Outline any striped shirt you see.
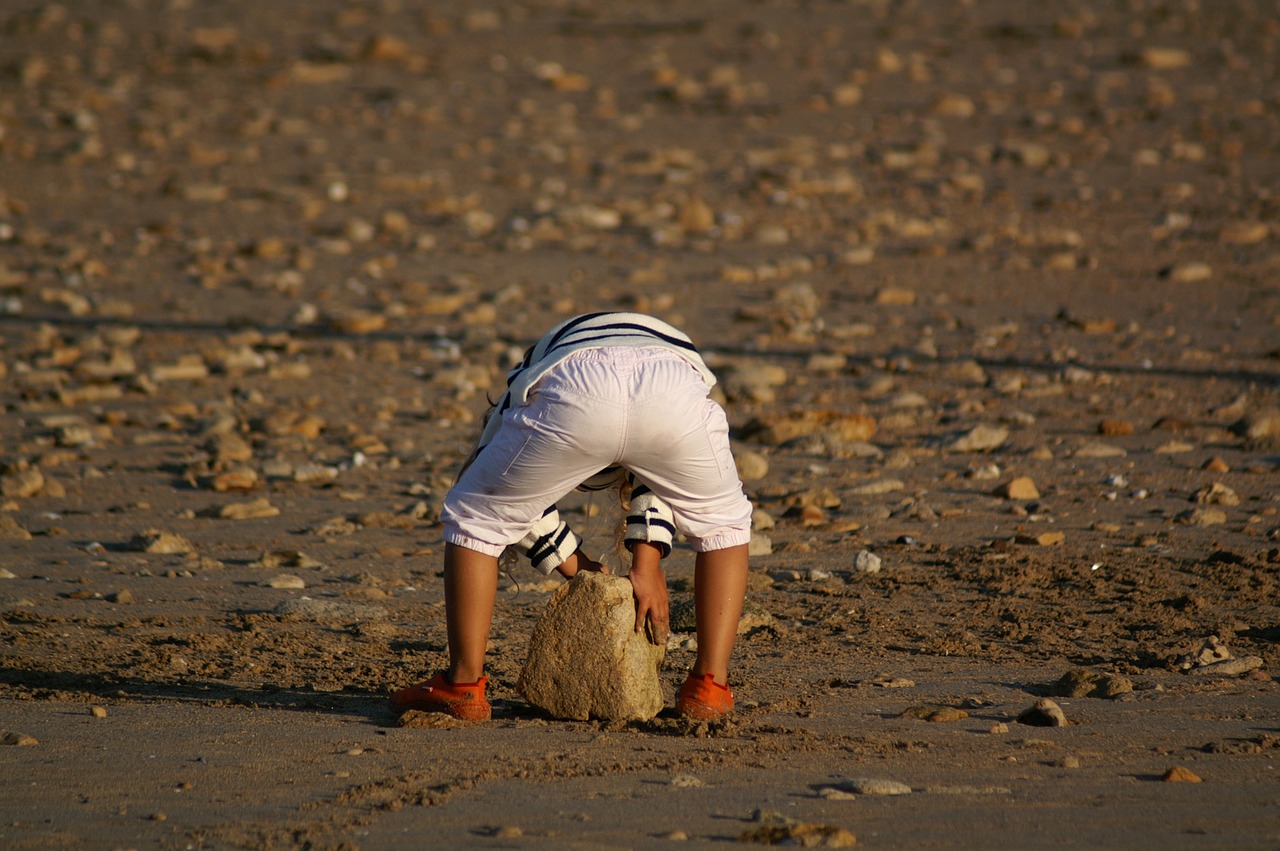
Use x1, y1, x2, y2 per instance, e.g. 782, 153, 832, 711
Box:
477, 312, 717, 451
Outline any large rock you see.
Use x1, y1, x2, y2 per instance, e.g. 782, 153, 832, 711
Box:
517, 572, 665, 722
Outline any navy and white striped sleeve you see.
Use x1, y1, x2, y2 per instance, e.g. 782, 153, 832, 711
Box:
515, 506, 582, 575
624, 479, 676, 558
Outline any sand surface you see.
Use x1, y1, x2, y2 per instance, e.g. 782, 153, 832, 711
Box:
1, 1, 1278, 848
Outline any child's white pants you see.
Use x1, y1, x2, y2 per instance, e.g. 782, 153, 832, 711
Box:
442, 347, 753, 556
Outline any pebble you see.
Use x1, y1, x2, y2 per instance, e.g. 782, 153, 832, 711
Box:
1141, 47, 1192, 69
1218, 221, 1270, 245
901, 704, 969, 723
1015, 532, 1065, 547
1167, 262, 1213, 283
995, 477, 1040, 500
1074, 442, 1127, 458
1173, 507, 1226, 526
947, 424, 1008, 453
265, 574, 306, 589
217, 498, 280, 520
735, 450, 769, 481
1017, 698, 1068, 727
212, 468, 258, 492
2, 467, 45, 499
1231, 409, 1280, 441
129, 530, 195, 555
853, 550, 882, 575
1097, 419, 1134, 436
669, 774, 703, 788
1050, 669, 1133, 700
849, 478, 904, 496
0, 516, 32, 541
1192, 482, 1240, 506
1202, 456, 1230, 473
828, 777, 913, 796
2, 731, 39, 746
91, 706, 108, 718
1161, 766, 1203, 783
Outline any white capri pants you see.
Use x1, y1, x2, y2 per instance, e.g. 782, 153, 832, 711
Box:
442, 347, 753, 556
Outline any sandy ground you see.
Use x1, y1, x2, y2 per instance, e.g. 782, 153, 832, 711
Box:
2, 0, 1279, 848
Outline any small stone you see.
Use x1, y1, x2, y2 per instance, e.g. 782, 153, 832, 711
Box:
0, 515, 32, 540
947, 424, 1008, 453
1231, 409, 1280, 441
995, 477, 1039, 500
1141, 47, 1192, 69
1219, 221, 1270, 245
107, 589, 135, 605
1173, 507, 1227, 526
129, 530, 195, 555
901, 704, 969, 723
748, 531, 773, 556
670, 774, 703, 788
91, 706, 108, 718
1050, 669, 1133, 700
1201, 457, 1230, 473
2, 467, 45, 499
493, 826, 523, 839
1059, 756, 1082, 769
1161, 766, 1203, 783
875, 287, 917, 306
989, 723, 1009, 735
1168, 262, 1212, 283
735, 450, 769, 481
1016, 532, 1065, 547
1074, 442, 1127, 458
2, 731, 39, 746
517, 572, 665, 721
1017, 698, 1067, 727
853, 550, 882, 575
1187, 656, 1264, 677
740, 819, 857, 848
849, 478, 904, 496
293, 464, 340, 484
1097, 419, 1134, 436
217, 498, 280, 520
265, 574, 306, 589
328, 311, 387, 335
212, 468, 258, 492
1192, 482, 1240, 506
832, 777, 913, 796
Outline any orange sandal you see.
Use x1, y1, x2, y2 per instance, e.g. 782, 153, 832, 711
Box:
390, 672, 491, 720
676, 672, 733, 720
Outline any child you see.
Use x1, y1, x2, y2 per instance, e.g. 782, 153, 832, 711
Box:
391, 312, 753, 721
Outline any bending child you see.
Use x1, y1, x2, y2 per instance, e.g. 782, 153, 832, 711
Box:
391, 312, 753, 721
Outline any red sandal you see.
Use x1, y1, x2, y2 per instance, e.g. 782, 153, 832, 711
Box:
676, 672, 733, 720
390, 672, 491, 721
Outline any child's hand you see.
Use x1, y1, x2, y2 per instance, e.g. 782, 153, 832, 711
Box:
628, 543, 669, 645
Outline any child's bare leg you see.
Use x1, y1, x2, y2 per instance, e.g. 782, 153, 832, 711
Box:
691, 544, 749, 684
444, 542, 498, 683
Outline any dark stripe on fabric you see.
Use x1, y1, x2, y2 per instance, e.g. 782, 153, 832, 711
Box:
627, 515, 675, 535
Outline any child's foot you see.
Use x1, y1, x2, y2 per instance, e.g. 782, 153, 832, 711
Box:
390, 672, 491, 720
676, 672, 733, 720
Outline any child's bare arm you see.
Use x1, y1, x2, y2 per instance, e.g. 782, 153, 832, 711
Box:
554, 549, 608, 578
628, 541, 670, 645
